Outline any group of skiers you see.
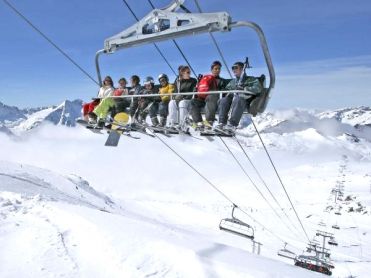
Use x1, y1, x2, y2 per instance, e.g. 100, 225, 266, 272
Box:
82, 60, 263, 133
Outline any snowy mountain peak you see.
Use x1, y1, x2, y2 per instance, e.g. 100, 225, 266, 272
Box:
318, 106, 371, 127
0, 101, 26, 123
9, 99, 82, 132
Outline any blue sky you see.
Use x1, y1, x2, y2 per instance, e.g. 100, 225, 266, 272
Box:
0, 0, 370, 109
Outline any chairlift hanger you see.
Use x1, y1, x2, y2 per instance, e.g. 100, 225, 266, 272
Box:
94, 0, 275, 116
277, 242, 297, 260
219, 204, 255, 240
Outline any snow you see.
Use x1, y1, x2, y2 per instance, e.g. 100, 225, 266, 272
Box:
0, 104, 370, 277
1, 99, 82, 134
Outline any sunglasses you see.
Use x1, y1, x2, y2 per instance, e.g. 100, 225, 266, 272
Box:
231, 66, 241, 70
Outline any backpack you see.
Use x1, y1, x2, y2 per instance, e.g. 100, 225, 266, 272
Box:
196, 74, 217, 100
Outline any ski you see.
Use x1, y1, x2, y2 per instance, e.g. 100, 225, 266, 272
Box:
141, 123, 172, 137
197, 129, 215, 141
76, 119, 104, 134
200, 129, 234, 137
129, 124, 156, 138
178, 127, 203, 140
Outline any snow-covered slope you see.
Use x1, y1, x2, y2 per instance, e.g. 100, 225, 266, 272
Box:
0, 161, 320, 278
0, 105, 370, 277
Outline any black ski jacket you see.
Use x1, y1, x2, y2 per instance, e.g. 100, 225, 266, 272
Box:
174, 77, 197, 101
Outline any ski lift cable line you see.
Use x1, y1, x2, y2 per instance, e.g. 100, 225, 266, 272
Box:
121, 0, 177, 75
149, 130, 289, 244
219, 137, 304, 240
251, 118, 310, 242
233, 137, 306, 239
192, 0, 233, 78
2, 0, 100, 86
146, 0, 197, 77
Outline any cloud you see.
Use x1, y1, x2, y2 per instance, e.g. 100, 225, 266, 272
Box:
267, 56, 371, 109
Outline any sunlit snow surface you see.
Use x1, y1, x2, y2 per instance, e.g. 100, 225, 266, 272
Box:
0, 108, 370, 277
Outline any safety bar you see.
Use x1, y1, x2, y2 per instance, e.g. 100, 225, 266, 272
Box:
91, 89, 258, 100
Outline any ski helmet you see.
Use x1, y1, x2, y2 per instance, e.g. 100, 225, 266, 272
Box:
144, 76, 155, 85
158, 73, 169, 82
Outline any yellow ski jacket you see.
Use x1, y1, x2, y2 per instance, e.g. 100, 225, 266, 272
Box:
159, 83, 175, 102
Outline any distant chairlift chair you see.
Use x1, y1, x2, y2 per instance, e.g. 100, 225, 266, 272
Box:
219, 204, 254, 240
277, 243, 297, 260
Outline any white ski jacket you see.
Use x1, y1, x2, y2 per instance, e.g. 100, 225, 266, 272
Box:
97, 86, 114, 98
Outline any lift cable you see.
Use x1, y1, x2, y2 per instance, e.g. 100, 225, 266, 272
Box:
121, 0, 177, 76
146, 0, 197, 77
149, 131, 290, 244
192, 0, 233, 78
219, 137, 304, 239
2, 0, 100, 86
251, 118, 310, 242
233, 136, 306, 238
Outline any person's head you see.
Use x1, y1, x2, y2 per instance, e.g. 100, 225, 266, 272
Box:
118, 78, 127, 88
158, 73, 169, 87
178, 65, 184, 75
211, 60, 222, 77
143, 76, 155, 89
103, 76, 113, 87
130, 75, 140, 87
231, 62, 244, 78
179, 66, 191, 80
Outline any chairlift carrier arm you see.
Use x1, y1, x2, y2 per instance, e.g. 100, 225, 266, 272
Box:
95, 0, 275, 99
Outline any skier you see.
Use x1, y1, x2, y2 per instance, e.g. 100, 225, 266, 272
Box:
92, 77, 129, 121
136, 76, 160, 126
157, 73, 175, 127
190, 60, 227, 130
112, 77, 130, 114
168, 65, 197, 130
82, 76, 114, 123
128, 75, 142, 123
215, 61, 263, 133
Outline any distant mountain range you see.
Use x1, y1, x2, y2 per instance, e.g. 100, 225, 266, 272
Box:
0, 100, 82, 134
239, 106, 371, 141
0, 100, 370, 141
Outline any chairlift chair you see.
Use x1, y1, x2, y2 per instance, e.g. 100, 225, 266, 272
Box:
94, 0, 275, 117
328, 239, 338, 246
219, 204, 254, 240
277, 243, 296, 260
318, 221, 326, 227
294, 255, 333, 276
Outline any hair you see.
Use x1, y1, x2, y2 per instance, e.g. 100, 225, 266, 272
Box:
130, 75, 140, 85
178, 65, 185, 73
103, 76, 113, 84
232, 62, 244, 69
211, 60, 222, 69
118, 78, 127, 84
180, 65, 190, 74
